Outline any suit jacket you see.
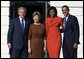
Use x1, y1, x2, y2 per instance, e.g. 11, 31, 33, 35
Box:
62, 14, 80, 48
7, 17, 31, 50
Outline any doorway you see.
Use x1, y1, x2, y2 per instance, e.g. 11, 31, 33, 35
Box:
10, 1, 50, 24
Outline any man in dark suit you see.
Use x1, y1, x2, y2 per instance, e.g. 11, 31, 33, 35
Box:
7, 7, 31, 58
61, 5, 80, 58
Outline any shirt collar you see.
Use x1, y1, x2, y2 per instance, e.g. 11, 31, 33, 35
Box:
65, 13, 69, 17
19, 16, 25, 21
64, 14, 69, 19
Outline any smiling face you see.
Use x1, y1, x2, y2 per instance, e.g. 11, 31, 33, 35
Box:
62, 7, 69, 16
33, 15, 39, 23
18, 9, 26, 18
49, 9, 55, 18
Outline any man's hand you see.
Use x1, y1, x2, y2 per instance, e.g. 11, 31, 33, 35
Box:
73, 43, 78, 49
8, 43, 12, 49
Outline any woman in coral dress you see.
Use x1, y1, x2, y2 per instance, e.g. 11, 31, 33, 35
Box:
45, 6, 63, 58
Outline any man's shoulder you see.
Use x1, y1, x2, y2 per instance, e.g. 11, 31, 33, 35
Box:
69, 14, 77, 19
10, 17, 19, 23
25, 18, 31, 22
69, 14, 78, 22
25, 18, 29, 20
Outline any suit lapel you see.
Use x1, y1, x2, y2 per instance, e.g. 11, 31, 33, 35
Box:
24, 18, 27, 33
17, 17, 23, 32
64, 14, 71, 31
24, 18, 29, 33
17, 17, 29, 33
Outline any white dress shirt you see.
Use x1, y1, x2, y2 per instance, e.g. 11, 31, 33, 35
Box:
19, 16, 25, 28
65, 14, 69, 21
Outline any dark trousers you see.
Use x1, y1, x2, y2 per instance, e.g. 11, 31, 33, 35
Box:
10, 48, 28, 58
63, 46, 77, 58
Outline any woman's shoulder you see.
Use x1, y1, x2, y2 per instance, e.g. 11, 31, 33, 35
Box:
56, 16, 62, 19
39, 23, 44, 28
56, 16, 63, 21
40, 23, 44, 27
45, 17, 50, 20
30, 23, 44, 26
45, 17, 51, 23
30, 24, 34, 27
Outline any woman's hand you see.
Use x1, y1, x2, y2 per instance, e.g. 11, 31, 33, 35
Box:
44, 40, 46, 52
28, 40, 31, 53
28, 48, 31, 53
44, 46, 46, 52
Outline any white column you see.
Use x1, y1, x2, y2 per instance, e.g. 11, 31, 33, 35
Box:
1, 1, 10, 58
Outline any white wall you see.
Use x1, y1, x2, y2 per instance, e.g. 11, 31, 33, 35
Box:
1, 1, 10, 58
50, 1, 83, 58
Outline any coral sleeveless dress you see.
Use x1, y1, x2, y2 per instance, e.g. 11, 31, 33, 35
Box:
45, 17, 63, 58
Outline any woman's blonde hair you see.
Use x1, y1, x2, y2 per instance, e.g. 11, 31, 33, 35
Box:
32, 11, 41, 20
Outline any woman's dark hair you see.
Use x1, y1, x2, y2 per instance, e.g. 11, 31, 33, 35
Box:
62, 5, 70, 11
48, 6, 57, 17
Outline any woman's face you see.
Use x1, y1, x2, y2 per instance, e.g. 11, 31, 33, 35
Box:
33, 15, 39, 23
49, 9, 55, 18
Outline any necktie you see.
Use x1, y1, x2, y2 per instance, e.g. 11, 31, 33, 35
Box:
22, 19, 24, 32
63, 17, 67, 30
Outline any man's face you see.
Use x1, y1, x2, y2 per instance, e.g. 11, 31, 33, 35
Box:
18, 9, 26, 18
62, 7, 69, 16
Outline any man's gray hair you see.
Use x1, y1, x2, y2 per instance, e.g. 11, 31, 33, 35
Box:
18, 7, 27, 13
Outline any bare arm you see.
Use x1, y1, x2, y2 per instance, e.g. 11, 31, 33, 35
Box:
28, 40, 31, 53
